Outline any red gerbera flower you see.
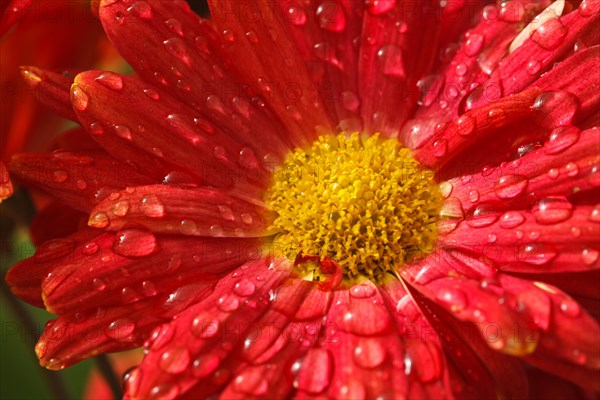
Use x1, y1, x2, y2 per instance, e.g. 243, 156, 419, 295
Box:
5, 0, 600, 399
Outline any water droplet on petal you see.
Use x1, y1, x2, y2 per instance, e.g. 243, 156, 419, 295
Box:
218, 294, 239, 312
72, 85, 89, 111
464, 33, 484, 56
494, 175, 528, 199
353, 338, 386, 368
341, 91, 360, 111
316, 2, 346, 32
163, 37, 190, 65
532, 197, 573, 224
366, 0, 396, 15
113, 229, 157, 257
582, 248, 599, 265
499, 211, 525, 228
192, 353, 221, 378
560, 297, 581, 317
115, 125, 132, 140
127, 1, 152, 19
233, 279, 256, 297
531, 18, 568, 50
105, 318, 135, 340
233, 369, 269, 396
89, 212, 109, 228
148, 384, 179, 400
436, 287, 467, 311
143, 88, 160, 100
545, 126, 580, 154
112, 200, 130, 217
165, 18, 184, 37
95, 72, 123, 91
287, 5, 307, 25
140, 194, 165, 217
349, 283, 376, 299
519, 243, 558, 265
378, 44, 405, 78
159, 347, 190, 374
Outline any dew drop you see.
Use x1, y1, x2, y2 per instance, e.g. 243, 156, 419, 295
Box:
93, 278, 106, 291
565, 162, 579, 177
519, 243, 558, 265
240, 213, 253, 225
531, 18, 568, 50
499, 211, 525, 228
464, 33, 484, 56
95, 72, 123, 91
432, 139, 447, 158
165, 18, 184, 37
560, 297, 581, 318
436, 287, 467, 311
105, 319, 135, 340
71, 85, 89, 111
378, 44, 405, 78
532, 197, 573, 224
218, 294, 240, 312
316, 1, 346, 32
192, 354, 221, 378
341, 91, 360, 112
494, 175, 528, 199
209, 224, 224, 237
112, 200, 130, 217
163, 37, 190, 65
231, 97, 250, 118
287, 5, 307, 25
341, 303, 390, 335
582, 248, 599, 266
113, 229, 157, 257
233, 279, 256, 297
544, 126, 580, 155
143, 88, 160, 100
349, 283, 376, 299
142, 280, 157, 297
127, 1, 152, 19
114, 125, 132, 140
353, 338, 386, 369
140, 194, 165, 217
89, 212, 109, 228
366, 0, 396, 15
233, 370, 269, 396
159, 347, 190, 374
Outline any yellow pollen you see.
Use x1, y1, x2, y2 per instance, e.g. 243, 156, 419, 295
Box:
267, 133, 442, 283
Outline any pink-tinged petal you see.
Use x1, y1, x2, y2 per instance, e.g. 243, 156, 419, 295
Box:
71, 70, 268, 191
439, 204, 600, 273
20, 66, 77, 122
441, 127, 600, 213
98, 0, 293, 155
9, 150, 155, 212
127, 259, 292, 399
35, 284, 212, 370
276, 1, 364, 131
0, 0, 31, 36
88, 185, 270, 237
0, 161, 13, 202
497, 8, 600, 99
5, 230, 102, 307
208, 0, 333, 142
358, 2, 444, 137
41, 232, 262, 315
29, 202, 87, 246
404, 1, 550, 148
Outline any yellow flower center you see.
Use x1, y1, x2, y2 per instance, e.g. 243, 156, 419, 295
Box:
267, 133, 442, 284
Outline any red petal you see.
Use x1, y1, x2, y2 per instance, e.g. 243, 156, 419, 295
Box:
359, 2, 443, 136
9, 150, 155, 212
29, 201, 87, 246
98, 0, 293, 154
439, 204, 600, 273
277, 1, 364, 131
440, 127, 600, 212
19, 66, 77, 122
41, 232, 263, 315
0, 161, 13, 202
88, 185, 270, 237
127, 259, 291, 399
71, 70, 268, 190
5, 230, 101, 307
404, 1, 551, 148
207, 0, 333, 142
0, 0, 31, 36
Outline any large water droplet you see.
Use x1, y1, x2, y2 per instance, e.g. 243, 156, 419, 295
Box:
286, 5, 307, 25
165, 17, 184, 37
112, 200, 130, 217
140, 194, 165, 217
532, 91, 579, 128
530, 18, 568, 50
494, 175, 528, 199
532, 197, 573, 224
316, 2, 346, 32
366, 0, 396, 15
71, 85, 90, 111
378, 44, 405, 78
114, 125, 132, 140
127, 1, 152, 19
544, 126, 580, 155
105, 318, 136, 340
499, 211, 525, 228
113, 229, 157, 257
436, 287, 467, 311
95, 72, 124, 91
464, 33, 484, 56
163, 37, 190, 65
233, 279, 256, 297
519, 243, 558, 265
233, 369, 269, 396
353, 338, 386, 368
582, 248, 599, 266
89, 212, 109, 228
341, 303, 390, 335
159, 347, 190, 374
192, 353, 221, 378
217, 294, 240, 312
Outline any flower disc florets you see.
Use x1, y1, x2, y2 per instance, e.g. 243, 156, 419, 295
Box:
267, 133, 442, 283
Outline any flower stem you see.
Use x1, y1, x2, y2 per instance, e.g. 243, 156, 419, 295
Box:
94, 354, 123, 399
0, 279, 70, 400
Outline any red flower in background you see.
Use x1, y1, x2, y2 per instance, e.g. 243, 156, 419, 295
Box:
5, 0, 600, 399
